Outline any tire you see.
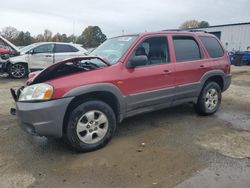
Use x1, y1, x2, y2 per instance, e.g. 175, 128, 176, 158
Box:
8, 63, 28, 79
195, 82, 221, 116
64, 100, 116, 152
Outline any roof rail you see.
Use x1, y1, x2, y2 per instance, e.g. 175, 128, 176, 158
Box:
161, 29, 183, 32
161, 29, 207, 33
188, 29, 207, 33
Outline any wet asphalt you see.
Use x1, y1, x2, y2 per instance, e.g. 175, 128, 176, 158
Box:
0, 66, 250, 188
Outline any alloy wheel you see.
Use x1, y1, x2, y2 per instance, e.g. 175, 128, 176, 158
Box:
205, 88, 218, 111
76, 110, 109, 144
10, 64, 26, 78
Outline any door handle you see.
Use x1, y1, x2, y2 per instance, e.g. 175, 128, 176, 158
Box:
163, 70, 171, 74
200, 65, 205, 68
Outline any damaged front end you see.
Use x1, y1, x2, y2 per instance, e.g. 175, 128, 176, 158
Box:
9, 56, 111, 137
11, 56, 109, 102
26, 56, 110, 85
10, 86, 24, 116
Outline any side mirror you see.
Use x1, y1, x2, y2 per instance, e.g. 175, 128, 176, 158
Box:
29, 49, 34, 54
127, 55, 148, 68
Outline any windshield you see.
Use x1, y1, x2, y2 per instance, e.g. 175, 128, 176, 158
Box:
90, 35, 138, 64
19, 43, 39, 53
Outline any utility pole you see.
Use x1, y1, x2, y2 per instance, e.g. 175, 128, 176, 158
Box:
72, 20, 76, 43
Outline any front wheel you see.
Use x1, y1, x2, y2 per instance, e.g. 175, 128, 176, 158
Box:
64, 100, 116, 152
8, 63, 28, 79
195, 82, 222, 115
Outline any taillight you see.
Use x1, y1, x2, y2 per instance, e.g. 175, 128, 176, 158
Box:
225, 64, 230, 74
225, 53, 231, 74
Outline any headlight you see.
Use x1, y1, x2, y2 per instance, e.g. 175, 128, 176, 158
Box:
19, 83, 53, 101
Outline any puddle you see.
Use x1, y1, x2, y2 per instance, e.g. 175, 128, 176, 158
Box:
217, 111, 250, 131
196, 126, 250, 159
176, 164, 250, 188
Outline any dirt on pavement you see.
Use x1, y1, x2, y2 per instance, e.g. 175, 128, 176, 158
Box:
0, 66, 250, 188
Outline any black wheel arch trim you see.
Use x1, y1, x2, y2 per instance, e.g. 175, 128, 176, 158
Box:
9, 61, 29, 69
199, 70, 231, 92
63, 83, 126, 122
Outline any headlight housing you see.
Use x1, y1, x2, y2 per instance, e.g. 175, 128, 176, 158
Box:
19, 83, 53, 101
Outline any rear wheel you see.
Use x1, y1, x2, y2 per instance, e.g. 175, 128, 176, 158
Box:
195, 82, 221, 115
8, 63, 28, 79
64, 100, 116, 152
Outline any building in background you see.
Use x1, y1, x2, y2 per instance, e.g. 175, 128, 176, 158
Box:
198, 22, 250, 52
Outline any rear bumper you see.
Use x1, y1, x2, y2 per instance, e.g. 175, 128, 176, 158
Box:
222, 74, 232, 92
15, 97, 73, 137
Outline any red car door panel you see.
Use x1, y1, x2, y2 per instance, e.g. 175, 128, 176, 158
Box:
122, 63, 175, 111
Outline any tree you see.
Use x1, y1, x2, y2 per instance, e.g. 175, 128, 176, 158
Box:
198, 21, 209, 28
70, 34, 77, 43
78, 26, 107, 48
34, 34, 45, 42
180, 20, 210, 29
61, 34, 69, 42
179, 20, 200, 29
43, 29, 53, 41
1, 26, 19, 42
52, 33, 62, 42
14, 31, 33, 46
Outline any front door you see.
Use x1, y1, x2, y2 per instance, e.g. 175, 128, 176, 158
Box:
28, 43, 54, 70
121, 36, 175, 111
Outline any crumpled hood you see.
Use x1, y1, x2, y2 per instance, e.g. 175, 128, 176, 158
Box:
0, 36, 19, 53
27, 56, 110, 85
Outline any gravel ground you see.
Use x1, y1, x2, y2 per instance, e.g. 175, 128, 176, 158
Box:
0, 66, 250, 188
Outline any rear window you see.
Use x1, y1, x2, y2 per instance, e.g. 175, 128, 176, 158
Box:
199, 36, 224, 58
55, 44, 78, 53
173, 36, 202, 62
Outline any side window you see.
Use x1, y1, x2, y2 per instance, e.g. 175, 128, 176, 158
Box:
55, 44, 79, 53
199, 36, 224, 58
131, 36, 169, 66
33, 44, 54, 54
173, 36, 202, 62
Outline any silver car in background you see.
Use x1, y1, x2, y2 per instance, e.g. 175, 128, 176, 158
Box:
3, 42, 87, 78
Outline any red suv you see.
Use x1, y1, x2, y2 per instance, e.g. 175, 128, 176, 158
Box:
11, 31, 231, 152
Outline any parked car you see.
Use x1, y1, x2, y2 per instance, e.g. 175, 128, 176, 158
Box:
0, 36, 20, 72
1, 42, 87, 79
0, 36, 19, 56
242, 52, 250, 65
229, 51, 250, 66
11, 31, 231, 152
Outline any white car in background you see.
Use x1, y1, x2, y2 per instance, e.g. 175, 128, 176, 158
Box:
5, 42, 87, 78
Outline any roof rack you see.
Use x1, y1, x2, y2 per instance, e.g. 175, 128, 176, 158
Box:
161, 29, 207, 33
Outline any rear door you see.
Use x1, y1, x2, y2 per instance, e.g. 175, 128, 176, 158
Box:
54, 44, 79, 63
170, 35, 210, 101
28, 43, 54, 70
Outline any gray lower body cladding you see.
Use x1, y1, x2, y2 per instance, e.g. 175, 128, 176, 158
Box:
222, 74, 231, 92
16, 97, 73, 137
125, 83, 200, 118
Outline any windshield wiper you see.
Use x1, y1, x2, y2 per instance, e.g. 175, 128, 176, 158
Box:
81, 61, 100, 68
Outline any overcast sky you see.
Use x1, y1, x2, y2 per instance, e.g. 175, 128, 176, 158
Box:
0, 0, 249, 38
